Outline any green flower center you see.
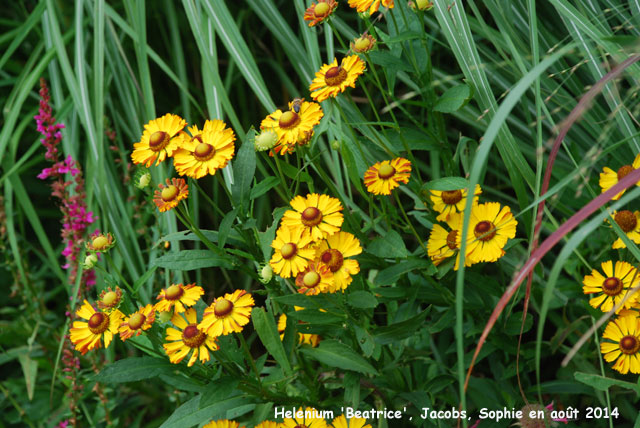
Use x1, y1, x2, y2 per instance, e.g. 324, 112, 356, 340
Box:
149, 131, 170, 151
377, 163, 396, 179
88, 312, 109, 334
602, 277, 623, 296
214, 298, 234, 317
314, 2, 330, 17
354, 37, 371, 51
474, 221, 496, 242
302, 271, 321, 288
321, 248, 344, 272
324, 66, 347, 87
441, 190, 462, 205
279, 111, 300, 129
102, 291, 117, 306
301, 207, 323, 227
619, 335, 640, 355
281, 243, 297, 260
92, 236, 109, 250
615, 210, 637, 233
165, 285, 184, 301
182, 325, 206, 348
128, 312, 146, 330
161, 185, 179, 202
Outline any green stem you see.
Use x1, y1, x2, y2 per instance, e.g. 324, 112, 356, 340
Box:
192, 179, 226, 218
273, 152, 293, 200
238, 333, 262, 385
105, 252, 133, 293
394, 191, 427, 253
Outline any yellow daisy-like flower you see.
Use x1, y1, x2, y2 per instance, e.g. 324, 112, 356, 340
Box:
304, 0, 337, 27
164, 308, 219, 367
348, 0, 394, 14
254, 421, 279, 428
429, 184, 482, 222
295, 261, 334, 295
363, 158, 412, 195
172, 120, 236, 179
131, 113, 187, 167
86, 231, 115, 253
97, 286, 123, 312
260, 99, 323, 154
119, 304, 156, 341
154, 283, 204, 314
309, 56, 366, 102
316, 231, 362, 291
351, 34, 376, 53
153, 178, 189, 212
203, 420, 245, 428
598, 153, 640, 200
331, 415, 372, 428
282, 407, 328, 428
281, 193, 344, 241
600, 314, 640, 374
608, 210, 640, 249
461, 202, 517, 263
270, 226, 316, 278
427, 212, 466, 270
583, 261, 640, 313
69, 300, 124, 355
199, 289, 255, 337
278, 313, 321, 347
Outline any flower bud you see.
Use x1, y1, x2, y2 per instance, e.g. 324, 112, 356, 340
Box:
82, 253, 98, 269
136, 172, 151, 189
260, 264, 273, 283
157, 310, 173, 323
330, 140, 341, 150
254, 130, 278, 152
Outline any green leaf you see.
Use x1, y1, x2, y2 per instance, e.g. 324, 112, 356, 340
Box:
375, 259, 435, 285
153, 250, 233, 271
424, 177, 470, 191
433, 83, 473, 113
299, 339, 378, 375
18, 354, 37, 401
231, 131, 257, 213
373, 308, 431, 344
289, 309, 344, 324
250, 176, 280, 200
252, 307, 292, 376
218, 209, 237, 248
367, 230, 408, 258
273, 293, 322, 308
160, 395, 251, 428
503, 312, 533, 335
95, 357, 173, 384
347, 291, 378, 309
132, 266, 158, 294
574, 372, 640, 396
199, 377, 240, 409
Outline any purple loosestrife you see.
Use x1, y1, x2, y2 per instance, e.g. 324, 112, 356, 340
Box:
35, 78, 96, 293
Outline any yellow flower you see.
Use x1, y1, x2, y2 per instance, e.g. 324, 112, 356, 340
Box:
270, 226, 316, 278
351, 34, 376, 53
281, 408, 328, 428
278, 313, 321, 347
315, 231, 362, 291
164, 308, 218, 367
86, 231, 115, 253
281, 193, 344, 241
69, 300, 123, 355
363, 158, 412, 195
600, 314, 640, 374
348, 0, 394, 14
119, 304, 156, 341
309, 56, 366, 102
172, 120, 236, 179
429, 184, 482, 222
331, 415, 372, 428
203, 420, 245, 428
295, 261, 334, 295
154, 283, 204, 314
583, 261, 640, 313
254, 422, 279, 428
427, 212, 466, 270
304, 0, 337, 27
153, 178, 189, 212
260, 99, 323, 154
199, 289, 255, 337
97, 286, 123, 312
599, 153, 640, 200
461, 202, 517, 263
131, 113, 187, 167
608, 210, 640, 249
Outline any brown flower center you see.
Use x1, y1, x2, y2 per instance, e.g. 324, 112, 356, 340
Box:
182, 325, 206, 348
601, 277, 623, 296
92, 236, 109, 250
279, 111, 301, 129
377, 163, 396, 179
314, 2, 330, 17
474, 221, 496, 241
88, 312, 110, 334
281, 243, 297, 260
324, 66, 348, 87
149, 131, 170, 152
321, 248, 344, 272
301, 207, 323, 227
446, 230, 458, 250
619, 335, 640, 355
441, 190, 463, 205
161, 185, 179, 202
303, 271, 321, 288
165, 285, 184, 301
194, 142, 216, 161
102, 291, 118, 306
128, 312, 146, 330
615, 210, 637, 233
214, 298, 234, 317
617, 164, 634, 180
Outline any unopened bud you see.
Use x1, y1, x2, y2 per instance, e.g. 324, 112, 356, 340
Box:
157, 311, 173, 323
136, 172, 151, 189
82, 253, 98, 269
260, 265, 273, 283
254, 130, 278, 152
330, 140, 341, 150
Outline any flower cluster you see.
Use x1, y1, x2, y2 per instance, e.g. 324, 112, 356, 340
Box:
426, 185, 518, 270
203, 411, 372, 428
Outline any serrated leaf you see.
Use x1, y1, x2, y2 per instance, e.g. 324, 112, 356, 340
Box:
153, 250, 233, 271
424, 177, 470, 191
252, 307, 292, 376
299, 339, 378, 375
434, 83, 473, 113
574, 372, 640, 396
95, 357, 173, 383
199, 377, 240, 409
347, 291, 378, 309
367, 230, 408, 258
231, 131, 256, 213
